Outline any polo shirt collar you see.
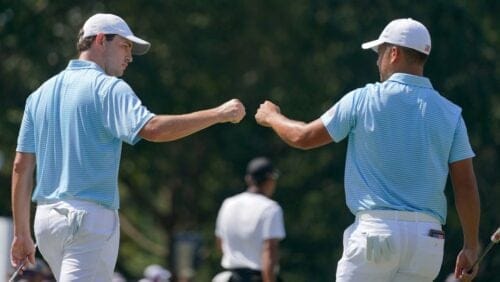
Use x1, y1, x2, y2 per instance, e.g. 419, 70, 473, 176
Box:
67, 59, 105, 73
387, 73, 433, 89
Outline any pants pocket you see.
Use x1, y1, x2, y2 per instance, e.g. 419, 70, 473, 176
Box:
408, 234, 444, 279
52, 207, 87, 243
34, 206, 71, 245
342, 224, 359, 259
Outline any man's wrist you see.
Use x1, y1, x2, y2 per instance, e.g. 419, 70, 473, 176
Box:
463, 241, 480, 250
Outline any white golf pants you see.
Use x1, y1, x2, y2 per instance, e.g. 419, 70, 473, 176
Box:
336, 210, 444, 282
34, 200, 120, 281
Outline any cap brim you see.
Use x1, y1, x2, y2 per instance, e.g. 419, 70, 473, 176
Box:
361, 39, 384, 53
126, 35, 151, 55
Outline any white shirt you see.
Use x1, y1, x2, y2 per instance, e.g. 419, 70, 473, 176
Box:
215, 192, 286, 270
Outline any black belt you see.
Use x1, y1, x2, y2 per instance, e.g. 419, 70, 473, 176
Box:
227, 268, 283, 282
227, 268, 262, 282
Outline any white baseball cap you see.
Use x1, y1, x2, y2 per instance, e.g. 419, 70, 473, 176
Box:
361, 18, 431, 55
82, 13, 151, 55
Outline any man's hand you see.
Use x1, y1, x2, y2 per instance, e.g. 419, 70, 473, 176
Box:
217, 99, 246, 123
455, 247, 479, 281
10, 236, 36, 274
255, 101, 281, 127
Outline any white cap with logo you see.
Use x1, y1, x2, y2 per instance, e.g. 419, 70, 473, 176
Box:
82, 13, 151, 55
361, 18, 431, 55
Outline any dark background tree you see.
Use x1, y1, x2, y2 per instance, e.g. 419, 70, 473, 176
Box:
0, 1, 498, 281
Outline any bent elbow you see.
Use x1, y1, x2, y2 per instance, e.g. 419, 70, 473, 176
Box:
293, 142, 315, 150
288, 131, 330, 150
12, 153, 35, 175
12, 160, 26, 175
139, 118, 162, 142
289, 133, 314, 150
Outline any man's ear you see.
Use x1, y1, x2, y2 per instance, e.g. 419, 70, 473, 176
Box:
389, 46, 400, 64
95, 33, 106, 47
244, 175, 253, 186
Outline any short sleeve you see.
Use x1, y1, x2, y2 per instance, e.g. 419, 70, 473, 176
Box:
449, 116, 475, 163
320, 90, 359, 143
16, 96, 36, 153
261, 204, 286, 240
100, 80, 155, 145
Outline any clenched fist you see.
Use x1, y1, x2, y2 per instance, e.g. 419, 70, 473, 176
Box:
255, 100, 281, 127
218, 99, 246, 123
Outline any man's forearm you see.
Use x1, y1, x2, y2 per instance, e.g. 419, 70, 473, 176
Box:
140, 99, 245, 142
140, 109, 222, 142
261, 239, 279, 282
11, 153, 35, 237
261, 258, 276, 282
269, 116, 334, 150
255, 100, 332, 150
454, 185, 480, 248
268, 113, 310, 149
450, 159, 480, 248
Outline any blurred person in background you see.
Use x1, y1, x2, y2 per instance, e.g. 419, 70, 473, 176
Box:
11, 13, 245, 282
255, 18, 480, 282
112, 272, 126, 282
214, 157, 285, 282
138, 264, 171, 282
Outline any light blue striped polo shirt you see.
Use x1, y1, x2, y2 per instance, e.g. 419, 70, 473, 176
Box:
321, 73, 475, 224
16, 60, 155, 210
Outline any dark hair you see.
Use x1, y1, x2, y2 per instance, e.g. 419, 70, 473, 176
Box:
246, 157, 279, 185
76, 29, 117, 53
398, 45, 428, 65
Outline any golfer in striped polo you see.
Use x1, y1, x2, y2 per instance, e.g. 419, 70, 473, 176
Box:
255, 18, 480, 282
11, 13, 245, 281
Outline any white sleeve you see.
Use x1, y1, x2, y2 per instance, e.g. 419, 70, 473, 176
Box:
261, 204, 286, 240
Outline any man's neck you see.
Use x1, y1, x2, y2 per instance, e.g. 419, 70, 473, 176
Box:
79, 51, 104, 71
392, 63, 424, 77
247, 185, 261, 193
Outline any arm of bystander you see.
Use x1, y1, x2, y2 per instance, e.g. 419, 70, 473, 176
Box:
261, 238, 280, 282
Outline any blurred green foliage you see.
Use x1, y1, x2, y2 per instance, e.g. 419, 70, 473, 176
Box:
0, 0, 498, 281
